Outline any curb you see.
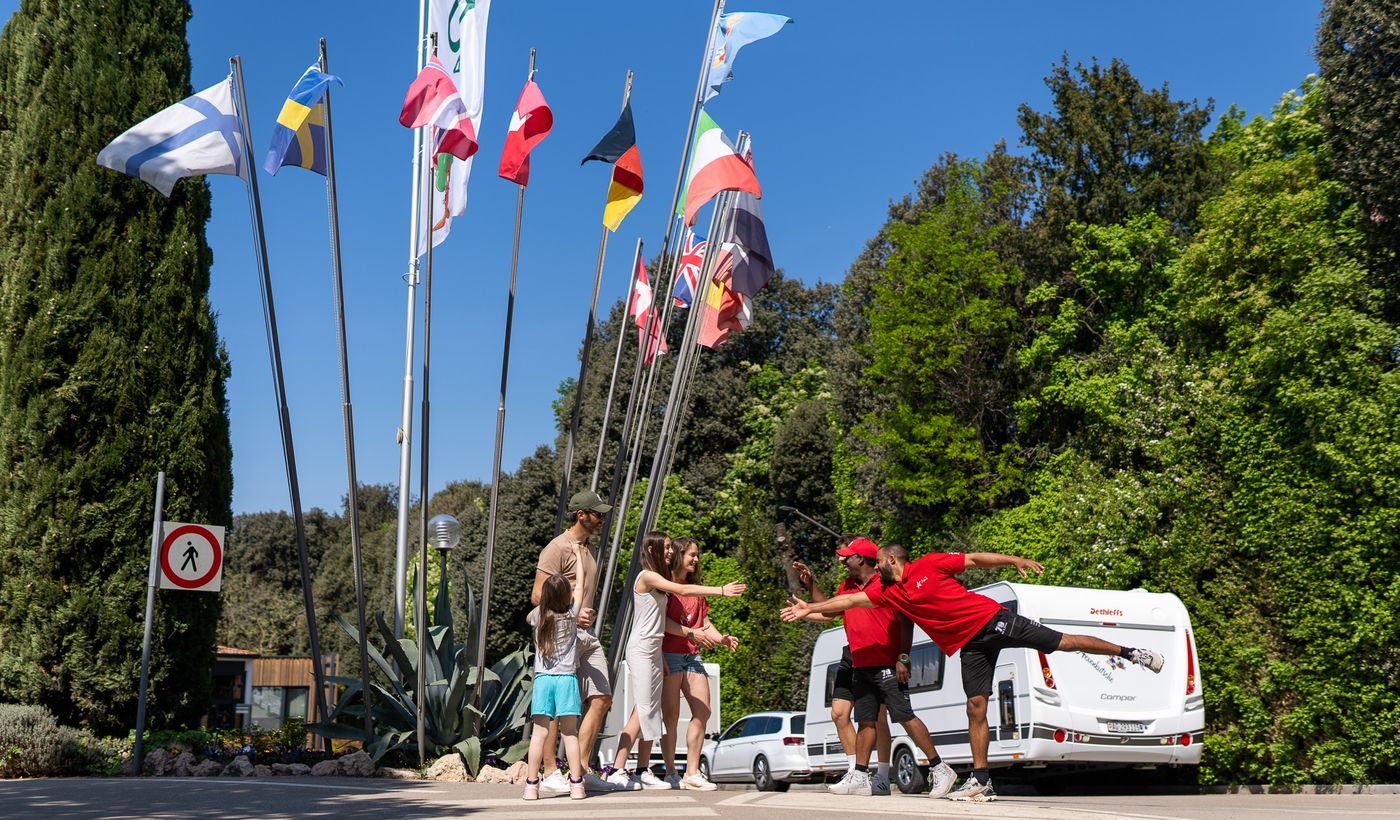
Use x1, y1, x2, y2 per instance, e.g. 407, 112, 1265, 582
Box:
1203, 784, 1400, 795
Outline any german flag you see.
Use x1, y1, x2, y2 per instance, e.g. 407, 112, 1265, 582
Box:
582, 101, 643, 231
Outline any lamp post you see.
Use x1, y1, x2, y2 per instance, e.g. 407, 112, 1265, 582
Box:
416, 513, 459, 764
776, 505, 841, 539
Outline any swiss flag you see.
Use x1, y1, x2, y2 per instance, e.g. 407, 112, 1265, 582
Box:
497, 79, 553, 186
628, 256, 668, 364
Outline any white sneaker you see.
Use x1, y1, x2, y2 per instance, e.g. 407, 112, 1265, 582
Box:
605, 769, 640, 791
830, 769, 872, 795
637, 769, 671, 790
681, 772, 718, 791
827, 770, 855, 793
945, 774, 988, 801
539, 770, 570, 795
582, 771, 617, 792
871, 775, 891, 796
926, 761, 957, 798
1129, 648, 1165, 673
664, 772, 682, 789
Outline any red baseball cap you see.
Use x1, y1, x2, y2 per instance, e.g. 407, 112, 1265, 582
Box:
836, 537, 878, 560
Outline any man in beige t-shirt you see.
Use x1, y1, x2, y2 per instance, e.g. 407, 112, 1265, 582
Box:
531, 489, 614, 793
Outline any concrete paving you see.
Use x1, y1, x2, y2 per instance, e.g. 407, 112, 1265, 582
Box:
3, 777, 1400, 819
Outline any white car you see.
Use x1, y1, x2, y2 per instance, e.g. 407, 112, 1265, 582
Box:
699, 711, 815, 791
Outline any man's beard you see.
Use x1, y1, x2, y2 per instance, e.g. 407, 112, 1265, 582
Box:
877, 565, 895, 586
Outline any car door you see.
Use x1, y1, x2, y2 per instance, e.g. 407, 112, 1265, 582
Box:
712, 718, 748, 778
738, 716, 778, 778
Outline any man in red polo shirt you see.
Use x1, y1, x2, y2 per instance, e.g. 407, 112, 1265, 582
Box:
792, 537, 957, 799
781, 543, 1164, 804
794, 537, 915, 796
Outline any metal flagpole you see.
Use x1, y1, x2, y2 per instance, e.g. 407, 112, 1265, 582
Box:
477, 47, 537, 728
320, 37, 374, 746
230, 56, 330, 742
590, 237, 644, 634
589, 238, 645, 493
606, 192, 732, 671
393, 0, 431, 640
131, 471, 166, 777
553, 70, 634, 532
415, 32, 439, 768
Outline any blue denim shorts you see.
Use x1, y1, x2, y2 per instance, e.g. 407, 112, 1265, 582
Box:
664, 652, 706, 675
531, 672, 582, 718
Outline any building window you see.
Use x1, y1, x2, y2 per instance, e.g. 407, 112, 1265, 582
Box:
251, 686, 311, 729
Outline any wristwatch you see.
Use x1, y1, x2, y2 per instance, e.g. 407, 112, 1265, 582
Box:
898, 653, 911, 665
687, 629, 696, 640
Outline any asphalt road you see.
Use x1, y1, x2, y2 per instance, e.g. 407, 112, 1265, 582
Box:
3, 778, 1400, 819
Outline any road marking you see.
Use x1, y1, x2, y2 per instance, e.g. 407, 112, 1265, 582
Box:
455, 810, 716, 819
727, 792, 1175, 818
715, 791, 769, 806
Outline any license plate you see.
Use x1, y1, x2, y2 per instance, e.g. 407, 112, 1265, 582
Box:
1107, 721, 1148, 734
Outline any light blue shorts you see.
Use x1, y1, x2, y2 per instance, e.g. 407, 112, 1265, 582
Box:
531, 673, 582, 719
664, 652, 706, 675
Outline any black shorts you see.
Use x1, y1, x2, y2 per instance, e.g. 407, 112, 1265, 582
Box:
832, 646, 854, 702
960, 609, 1064, 697
851, 665, 916, 724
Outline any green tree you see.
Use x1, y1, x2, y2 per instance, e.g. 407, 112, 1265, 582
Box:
0, 0, 232, 733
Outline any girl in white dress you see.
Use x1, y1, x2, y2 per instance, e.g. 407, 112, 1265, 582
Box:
606, 531, 745, 789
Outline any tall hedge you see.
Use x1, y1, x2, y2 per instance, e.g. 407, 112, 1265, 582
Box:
0, 0, 232, 733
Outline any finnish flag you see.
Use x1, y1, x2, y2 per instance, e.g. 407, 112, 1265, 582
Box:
97, 77, 246, 196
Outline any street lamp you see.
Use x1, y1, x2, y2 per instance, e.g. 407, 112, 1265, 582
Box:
777, 505, 841, 539
427, 513, 460, 604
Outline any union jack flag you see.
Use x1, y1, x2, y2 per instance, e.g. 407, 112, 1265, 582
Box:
673, 229, 707, 307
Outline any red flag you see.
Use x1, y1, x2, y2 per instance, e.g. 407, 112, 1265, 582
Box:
399, 56, 478, 160
628, 257, 668, 364
697, 247, 752, 349
497, 80, 553, 186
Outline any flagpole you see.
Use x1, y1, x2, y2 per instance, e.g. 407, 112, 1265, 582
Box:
318, 38, 373, 747
591, 236, 644, 634
589, 237, 644, 493
605, 192, 732, 672
413, 31, 440, 769
229, 56, 329, 743
553, 69, 634, 532
478, 47, 537, 728
393, 0, 431, 640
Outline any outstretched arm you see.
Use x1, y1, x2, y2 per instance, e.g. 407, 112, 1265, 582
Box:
792, 561, 829, 603
639, 569, 745, 598
780, 591, 873, 622
964, 552, 1044, 577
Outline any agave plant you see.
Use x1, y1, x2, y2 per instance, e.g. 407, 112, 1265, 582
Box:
311, 571, 532, 773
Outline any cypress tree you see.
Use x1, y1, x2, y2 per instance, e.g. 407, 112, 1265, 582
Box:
0, 0, 232, 733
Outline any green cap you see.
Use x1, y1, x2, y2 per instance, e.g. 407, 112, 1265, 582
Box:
568, 489, 612, 514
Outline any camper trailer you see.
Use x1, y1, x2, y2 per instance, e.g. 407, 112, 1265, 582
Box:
598, 659, 721, 772
804, 582, 1203, 793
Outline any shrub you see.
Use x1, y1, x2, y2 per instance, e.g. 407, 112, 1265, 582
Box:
0, 704, 66, 777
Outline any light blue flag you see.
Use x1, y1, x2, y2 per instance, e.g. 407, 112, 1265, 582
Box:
703, 11, 792, 103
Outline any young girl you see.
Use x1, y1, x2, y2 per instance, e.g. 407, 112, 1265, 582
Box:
523, 542, 588, 801
605, 532, 745, 789
660, 537, 738, 790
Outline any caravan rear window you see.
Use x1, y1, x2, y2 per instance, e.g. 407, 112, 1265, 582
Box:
906, 644, 945, 693
823, 662, 841, 707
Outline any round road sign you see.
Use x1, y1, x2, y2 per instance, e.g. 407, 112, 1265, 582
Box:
160, 523, 223, 590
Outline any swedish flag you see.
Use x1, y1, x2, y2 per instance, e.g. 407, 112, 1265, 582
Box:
263, 65, 341, 176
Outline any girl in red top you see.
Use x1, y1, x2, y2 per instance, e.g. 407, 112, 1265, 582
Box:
660, 537, 738, 790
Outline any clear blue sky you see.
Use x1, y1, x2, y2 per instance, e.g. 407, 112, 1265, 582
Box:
2, 2, 1323, 515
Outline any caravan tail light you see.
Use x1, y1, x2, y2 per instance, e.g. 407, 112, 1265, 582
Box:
782, 737, 804, 746
1052, 728, 1067, 744
1038, 651, 1056, 689
1184, 629, 1197, 696
1178, 733, 1192, 747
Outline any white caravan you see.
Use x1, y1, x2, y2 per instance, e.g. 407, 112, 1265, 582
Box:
803, 582, 1204, 793
598, 659, 721, 772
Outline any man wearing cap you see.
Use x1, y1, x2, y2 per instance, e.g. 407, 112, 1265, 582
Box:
792, 536, 898, 795
792, 537, 956, 798
531, 489, 615, 794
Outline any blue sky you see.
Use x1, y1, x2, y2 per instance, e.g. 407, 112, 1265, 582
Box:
2, 2, 1323, 515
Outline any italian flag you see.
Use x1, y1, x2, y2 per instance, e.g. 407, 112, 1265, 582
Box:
681, 111, 761, 227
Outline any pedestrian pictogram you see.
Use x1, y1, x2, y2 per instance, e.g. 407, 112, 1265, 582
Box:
158, 521, 224, 592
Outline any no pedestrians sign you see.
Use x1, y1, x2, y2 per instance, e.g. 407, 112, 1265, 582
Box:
158, 522, 224, 592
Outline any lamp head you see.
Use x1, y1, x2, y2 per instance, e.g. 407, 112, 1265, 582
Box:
427, 514, 461, 552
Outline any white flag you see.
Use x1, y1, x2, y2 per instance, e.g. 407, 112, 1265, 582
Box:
97, 78, 246, 197
423, 0, 490, 251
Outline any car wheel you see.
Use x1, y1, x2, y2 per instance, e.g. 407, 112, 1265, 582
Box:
893, 745, 927, 795
753, 755, 778, 791
699, 756, 711, 781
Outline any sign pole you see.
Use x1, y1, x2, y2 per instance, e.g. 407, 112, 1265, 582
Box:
131, 470, 166, 777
